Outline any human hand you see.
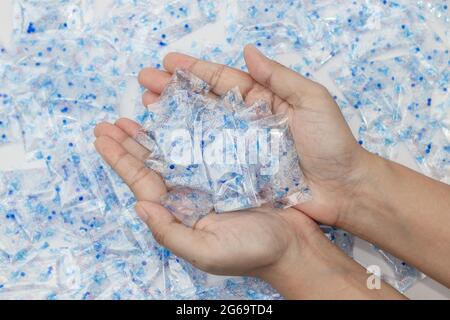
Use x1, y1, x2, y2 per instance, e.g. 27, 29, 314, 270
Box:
93, 46, 405, 299
92, 44, 336, 280
95, 43, 366, 274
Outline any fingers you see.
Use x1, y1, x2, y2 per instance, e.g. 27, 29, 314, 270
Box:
243, 44, 325, 106
243, 82, 279, 111
135, 201, 214, 267
138, 68, 171, 94
115, 118, 154, 151
142, 91, 159, 106
94, 135, 166, 202
163, 52, 256, 97
115, 117, 142, 137
94, 121, 149, 161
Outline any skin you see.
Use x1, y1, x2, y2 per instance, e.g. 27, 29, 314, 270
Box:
94, 45, 450, 299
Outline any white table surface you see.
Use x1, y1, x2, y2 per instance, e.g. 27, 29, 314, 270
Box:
0, 0, 449, 299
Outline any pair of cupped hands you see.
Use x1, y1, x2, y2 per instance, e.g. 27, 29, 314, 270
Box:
94, 45, 372, 283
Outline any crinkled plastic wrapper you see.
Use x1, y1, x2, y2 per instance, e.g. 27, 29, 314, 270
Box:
136, 69, 311, 226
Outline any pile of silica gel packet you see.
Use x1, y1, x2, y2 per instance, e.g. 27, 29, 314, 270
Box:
136, 69, 311, 226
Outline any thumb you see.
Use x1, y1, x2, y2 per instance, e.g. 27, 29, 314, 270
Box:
243, 44, 325, 106
135, 201, 213, 265
135, 201, 176, 235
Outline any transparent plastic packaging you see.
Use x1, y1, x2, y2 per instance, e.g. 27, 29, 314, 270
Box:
373, 246, 425, 293
13, 0, 90, 36
136, 69, 311, 226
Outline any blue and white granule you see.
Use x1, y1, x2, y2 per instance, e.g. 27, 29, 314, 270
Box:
0, 0, 448, 298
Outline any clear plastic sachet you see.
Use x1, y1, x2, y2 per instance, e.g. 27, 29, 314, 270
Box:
136, 69, 311, 226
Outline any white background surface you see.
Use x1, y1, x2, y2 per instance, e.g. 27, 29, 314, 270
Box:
0, 0, 449, 299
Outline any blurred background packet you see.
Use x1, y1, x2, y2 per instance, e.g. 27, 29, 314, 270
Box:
0, 0, 448, 299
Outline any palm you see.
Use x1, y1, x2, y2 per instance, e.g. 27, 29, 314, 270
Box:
289, 93, 365, 225
191, 207, 300, 275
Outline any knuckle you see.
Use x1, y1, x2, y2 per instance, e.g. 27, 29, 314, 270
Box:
264, 70, 274, 89
209, 64, 226, 91
129, 166, 149, 189
187, 59, 199, 74
112, 152, 129, 171
153, 230, 166, 247
285, 91, 302, 106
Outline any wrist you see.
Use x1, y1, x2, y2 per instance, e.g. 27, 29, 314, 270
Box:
256, 230, 331, 299
336, 150, 391, 233
251, 215, 330, 298
256, 215, 399, 299
336, 151, 450, 287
